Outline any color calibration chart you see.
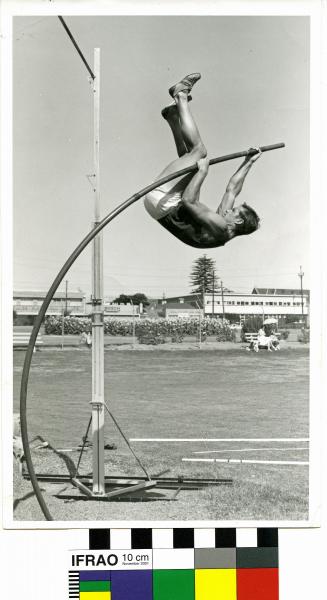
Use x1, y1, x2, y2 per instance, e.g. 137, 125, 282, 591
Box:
68, 527, 278, 599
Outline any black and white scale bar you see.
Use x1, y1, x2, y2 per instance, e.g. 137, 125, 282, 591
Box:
89, 528, 278, 549
69, 571, 80, 599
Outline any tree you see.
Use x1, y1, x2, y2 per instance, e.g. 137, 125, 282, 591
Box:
190, 255, 219, 294
131, 293, 150, 307
112, 293, 150, 306
112, 294, 132, 305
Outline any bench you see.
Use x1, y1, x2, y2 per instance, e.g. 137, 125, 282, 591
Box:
13, 332, 44, 351
244, 333, 260, 344
244, 332, 280, 351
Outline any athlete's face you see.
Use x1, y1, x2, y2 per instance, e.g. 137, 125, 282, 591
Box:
224, 206, 244, 225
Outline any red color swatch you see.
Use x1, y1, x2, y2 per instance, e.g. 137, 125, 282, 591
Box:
237, 568, 279, 600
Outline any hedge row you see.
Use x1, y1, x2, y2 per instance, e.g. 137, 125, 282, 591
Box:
44, 315, 235, 340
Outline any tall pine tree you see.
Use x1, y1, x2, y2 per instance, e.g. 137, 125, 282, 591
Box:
189, 255, 219, 294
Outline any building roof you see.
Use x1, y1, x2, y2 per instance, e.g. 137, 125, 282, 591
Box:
14, 290, 85, 299
252, 287, 310, 296
165, 302, 199, 310
158, 291, 233, 305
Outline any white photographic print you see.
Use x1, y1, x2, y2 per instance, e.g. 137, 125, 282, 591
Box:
1, 0, 323, 530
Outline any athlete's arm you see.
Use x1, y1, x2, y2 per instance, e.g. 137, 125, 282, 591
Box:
181, 198, 227, 233
181, 157, 210, 205
181, 158, 227, 231
217, 147, 262, 215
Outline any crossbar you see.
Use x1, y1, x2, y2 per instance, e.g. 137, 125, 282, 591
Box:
20, 141, 284, 521
58, 17, 95, 80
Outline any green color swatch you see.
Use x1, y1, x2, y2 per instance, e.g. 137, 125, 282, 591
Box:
153, 569, 195, 600
80, 581, 111, 592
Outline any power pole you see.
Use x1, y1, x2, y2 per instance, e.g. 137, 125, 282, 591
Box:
221, 281, 225, 320
65, 280, 68, 314
298, 265, 304, 325
212, 270, 215, 318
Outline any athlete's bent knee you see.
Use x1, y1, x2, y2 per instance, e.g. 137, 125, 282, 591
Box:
191, 143, 207, 160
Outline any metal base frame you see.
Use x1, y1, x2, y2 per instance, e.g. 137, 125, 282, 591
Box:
23, 471, 233, 502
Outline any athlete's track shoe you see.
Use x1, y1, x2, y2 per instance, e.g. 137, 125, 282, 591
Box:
168, 73, 201, 98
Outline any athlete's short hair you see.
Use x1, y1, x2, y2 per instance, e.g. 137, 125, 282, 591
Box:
234, 203, 260, 236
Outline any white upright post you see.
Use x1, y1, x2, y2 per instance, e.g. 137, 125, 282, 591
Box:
91, 48, 105, 495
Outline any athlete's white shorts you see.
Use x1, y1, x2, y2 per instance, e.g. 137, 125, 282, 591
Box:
144, 188, 182, 220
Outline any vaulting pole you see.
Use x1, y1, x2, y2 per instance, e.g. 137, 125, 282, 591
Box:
91, 48, 105, 495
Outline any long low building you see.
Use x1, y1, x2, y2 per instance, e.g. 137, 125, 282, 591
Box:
159, 288, 309, 324
203, 291, 309, 322
13, 291, 143, 322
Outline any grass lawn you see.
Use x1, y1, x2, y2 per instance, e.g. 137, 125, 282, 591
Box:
13, 346, 309, 522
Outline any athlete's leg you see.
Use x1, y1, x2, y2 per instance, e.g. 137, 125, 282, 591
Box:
156, 92, 207, 195
162, 103, 188, 157
175, 92, 206, 155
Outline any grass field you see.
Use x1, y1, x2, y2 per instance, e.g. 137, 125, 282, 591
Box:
13, 346, 309, 522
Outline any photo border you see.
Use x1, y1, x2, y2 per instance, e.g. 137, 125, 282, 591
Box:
1, 0, 323, 529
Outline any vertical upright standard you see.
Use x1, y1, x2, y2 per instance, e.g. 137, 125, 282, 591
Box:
91, 48, 105, 495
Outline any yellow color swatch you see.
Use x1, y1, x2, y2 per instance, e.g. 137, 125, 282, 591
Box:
195, 568, 237, 600
80, 592, 110, 600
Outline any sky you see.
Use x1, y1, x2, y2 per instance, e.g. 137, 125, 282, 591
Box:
13, 15, 310, 299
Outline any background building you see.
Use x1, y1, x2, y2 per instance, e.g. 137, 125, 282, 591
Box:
13, 291, 144, 324
13, 290, 86, 323
203, 288, 309, 324
158, 288, 309, 325
162, 302, 202, 320
104, 302, 142, 319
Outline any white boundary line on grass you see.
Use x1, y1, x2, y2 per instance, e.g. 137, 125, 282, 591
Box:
182, 458, 309, 466
192, 447, 309, 454
130, 438, 310, 442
